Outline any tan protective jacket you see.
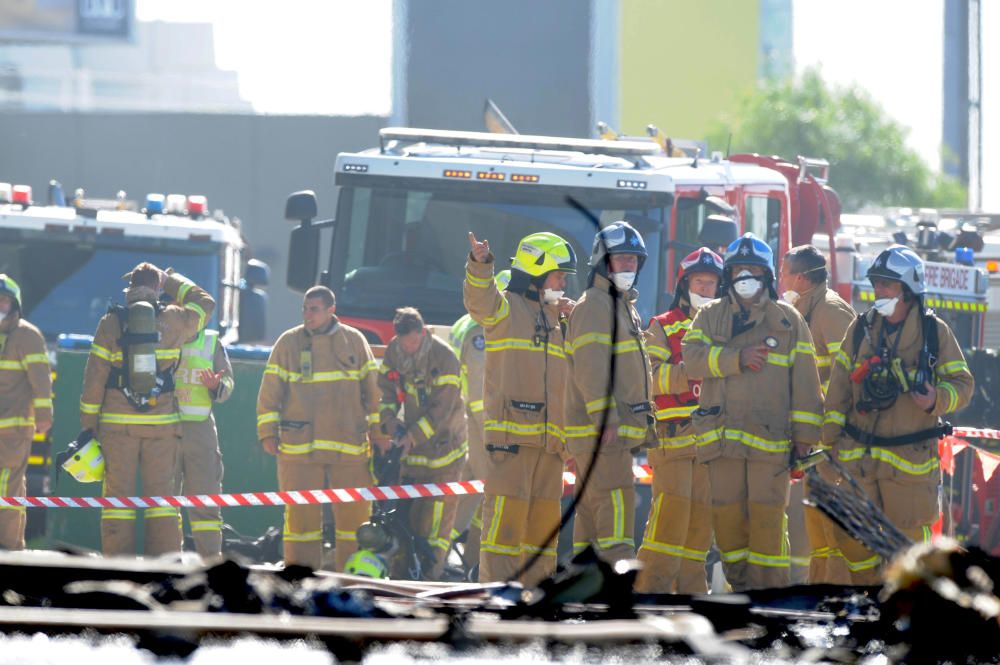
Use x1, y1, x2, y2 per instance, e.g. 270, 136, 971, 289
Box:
256, 318, 379, 463
823, 304, 973, 474
450, 314, 486, 436
793, 286, 855, 392
463, 254, 568, 453
378, 331, 467, 478
0, 314, 52, 441
682, 294, 823, 462
80, 273, 215, 435
564, 274, 654, 456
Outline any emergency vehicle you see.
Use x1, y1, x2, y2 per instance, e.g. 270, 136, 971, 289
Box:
0, 180, 269, 543
283, 127, 839, 344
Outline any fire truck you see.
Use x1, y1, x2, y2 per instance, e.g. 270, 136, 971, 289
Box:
282, 127, 839, 343
0, 180, 270, 545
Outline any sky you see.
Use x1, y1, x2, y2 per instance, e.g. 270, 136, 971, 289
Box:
136, 0, 997, 209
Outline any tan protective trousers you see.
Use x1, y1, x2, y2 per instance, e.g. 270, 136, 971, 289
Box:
397, 463, 463, 581
0, 437, 30, 550
177, 416, 224, 559
803, 476, 852, 584
278, 457, 371, 571
452, 422, 487, 575
572, 448, 636, 565
835, 454, 938, 585
708, 456, 791, 591
480, 445, 563, 587
100, 431, 182, 557
787, 481, 810, 584
636, 456, 712, 593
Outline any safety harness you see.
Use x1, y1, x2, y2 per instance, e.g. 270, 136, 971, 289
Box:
104, 303, 176, 412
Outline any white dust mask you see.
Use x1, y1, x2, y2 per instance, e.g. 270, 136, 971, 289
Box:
781, 290, 800, 305
732, 270, 762, 299
688, 292, 714, 310
873, 297, 899, 318
543, 289, 564, 305
610, 271, 636, 291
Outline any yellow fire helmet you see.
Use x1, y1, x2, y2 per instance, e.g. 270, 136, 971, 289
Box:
344, 549, 389, 579
495, 269, 512, 291
510, 232, 577, 278
62, 437, 106, 483
0, 273, 22, 311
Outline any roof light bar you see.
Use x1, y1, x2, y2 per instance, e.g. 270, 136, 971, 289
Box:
381, 127, 660, 159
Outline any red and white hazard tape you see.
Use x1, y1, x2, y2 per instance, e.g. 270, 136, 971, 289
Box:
3, 428, 997, 508
0, 479, 483, 510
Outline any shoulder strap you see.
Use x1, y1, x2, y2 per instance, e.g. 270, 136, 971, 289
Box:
850, 312, 867, 359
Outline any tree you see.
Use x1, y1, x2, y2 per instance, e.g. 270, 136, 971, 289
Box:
706, 68, 966, 212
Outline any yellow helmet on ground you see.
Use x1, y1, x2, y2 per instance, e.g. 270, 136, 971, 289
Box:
61, 435, 106, 483
511, 232, 577, 278
344, 549, 389, 578
0, 274, 22, 311
495, 269, 512, 291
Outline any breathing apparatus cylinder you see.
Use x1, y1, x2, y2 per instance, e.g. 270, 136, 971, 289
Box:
126, 300, 158, 394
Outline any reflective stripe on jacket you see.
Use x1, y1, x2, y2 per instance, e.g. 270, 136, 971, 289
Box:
823, 305, 973, 475
176, 330, 234, 421
793, 286, 855, 395
0, 315, 52, 440
256, 318, 379, 462
682, 294, 823, 460
450, 314, 486, 427
80, 272, 215, 434
463, 255, 568, 453
647, 305, 698, 422
564, 274, 654, 455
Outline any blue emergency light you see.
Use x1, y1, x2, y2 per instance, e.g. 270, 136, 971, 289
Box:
955, 246, 974, 266
145, 193, 165, 215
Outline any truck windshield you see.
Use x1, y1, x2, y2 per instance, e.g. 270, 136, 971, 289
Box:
0, 236, 219, 339
329, 181, 672, 325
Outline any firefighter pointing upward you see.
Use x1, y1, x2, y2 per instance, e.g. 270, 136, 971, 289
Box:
464, 230, 576, 586
823, 245, 973, 584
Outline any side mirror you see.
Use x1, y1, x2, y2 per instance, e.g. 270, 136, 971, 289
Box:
285, 190, 318, 222
699, 215, 739, 249
244, 259, 270, 288
287, 224, 320, 292
238, 287, 267, 343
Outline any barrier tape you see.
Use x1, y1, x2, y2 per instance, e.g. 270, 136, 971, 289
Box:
2, 428, 996, 508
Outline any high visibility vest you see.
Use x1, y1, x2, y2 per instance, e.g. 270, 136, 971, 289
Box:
176, 330, 218, 421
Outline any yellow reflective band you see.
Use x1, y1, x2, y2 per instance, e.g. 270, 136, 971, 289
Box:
695, 427, 724, 446
564, 424, 599, 440
791, 410, 823, 426
264, 363, 299, 382
815, 356, 832, 368
484, 420, 566, 440
0, 360, 23, 370
366, 412, 380, 425
33, 398, 53, 409
585, 396, 612, 414
482, 298, 510, 326
101, 508, 137, 520
726, 428, 790, 454
145, 506, 179, 519
305, 370, 365, 383
312, 439, 369, 455
191, 520, 223, 532
708, 346, 723, 377
844, 553, 881, 572
597, 536, 636, 549
720, 548, 749, 563
617, 425, 647, 440
283, 528, 323, 543
429, 501, 445, 551
921, 526, 932, 542
684, 328, 710, 344
566, 331, 612, 354
468, 399, 484, 413
433, 374, 461, 388
655, 433, 698, 449
28, 455, 46, 466
0, 417, 35, 429
465, 270, 493, 288
938, 382, 959, 413
834, 349, 851, 370
838, 447, 866, 462
185, 302, 208, 329
748, 551, 791, 568
360, 360, 379, 377
485, 338, 565, 358
99, 412, 181, 425
90, 344, 112, 361
647, 345, 669, 361
416, 417, 434, 439
790, 556, 812, 567
484, 496, 504, 545
176, 280, 193, 303
611, 488, 625, 541
23, 353, 49, 365
766, 352, 791, 367
869, 448, 939, 475
793, 341, 816, 358
824, 411, 846, 426
405, 442, 468, 469
657, 363, 672, 394
662, 320, 688, 337
612, 339, 641, 354
81, 401, 101, 415
257, 411, 280, 426
937, 360, 969, 376
655, 405, 696, 421
335, 529, 358, 542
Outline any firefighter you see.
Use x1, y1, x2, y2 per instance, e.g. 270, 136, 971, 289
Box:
378, 307, 468, 580
80, 263, 215, 557
0, 274, 52, 550
779, 245, 856, 584
257, 286, 379, 570
464, 230, 576, 586
823, 245, 973, 584
682, 233, 823, 591
565, 221, 654, 565
449, 270, 511, 578
174, 327, 234, 559
637, 247, 723, 593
